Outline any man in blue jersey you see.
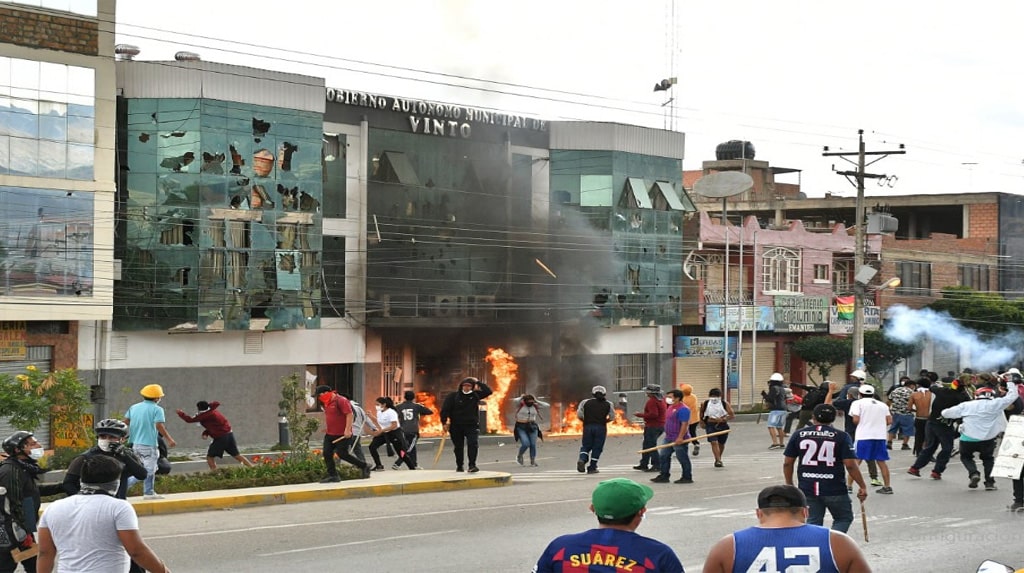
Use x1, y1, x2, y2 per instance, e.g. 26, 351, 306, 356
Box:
783, 404, 868, 533
534, 478, 684, 573
702, 485, 870, 573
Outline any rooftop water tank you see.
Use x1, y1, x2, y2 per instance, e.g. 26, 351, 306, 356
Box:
715, 140, 756, 161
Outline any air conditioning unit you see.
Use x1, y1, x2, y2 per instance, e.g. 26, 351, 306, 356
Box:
433, 295, 463, 317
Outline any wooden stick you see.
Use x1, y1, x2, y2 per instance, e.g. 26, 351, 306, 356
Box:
860, 498, 869, 543
11, 545, 38, 563
432, 431, 447, 467
636, 429, 731, 454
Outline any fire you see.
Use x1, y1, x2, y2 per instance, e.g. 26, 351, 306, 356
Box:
547, 401, 643, 436
412, 346, 641, 437
484, 347, 517, 433
416, 391, 443, 436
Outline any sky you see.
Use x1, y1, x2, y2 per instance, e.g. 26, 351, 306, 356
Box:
114, 1, 1024, 199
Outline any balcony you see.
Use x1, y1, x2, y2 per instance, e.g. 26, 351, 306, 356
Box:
703, 290, 754, 305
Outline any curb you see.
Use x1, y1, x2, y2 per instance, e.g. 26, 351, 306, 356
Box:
129, 472, 512, 516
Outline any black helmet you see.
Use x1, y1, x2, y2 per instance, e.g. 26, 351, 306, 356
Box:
2, 431, 34, 456
95, 419, 128, 438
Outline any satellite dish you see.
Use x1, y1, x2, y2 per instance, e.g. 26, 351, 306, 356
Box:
693, 172, 754, 198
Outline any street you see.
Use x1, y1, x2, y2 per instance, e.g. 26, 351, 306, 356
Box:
139, 420, 1021, 572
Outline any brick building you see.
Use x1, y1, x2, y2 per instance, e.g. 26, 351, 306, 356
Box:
684, 145, 1017, 397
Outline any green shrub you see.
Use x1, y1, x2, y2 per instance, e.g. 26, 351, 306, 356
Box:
44, 446, 83, 470
125, 452, 361, 496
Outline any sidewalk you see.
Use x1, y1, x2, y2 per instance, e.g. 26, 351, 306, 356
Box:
124, 469, 511, 516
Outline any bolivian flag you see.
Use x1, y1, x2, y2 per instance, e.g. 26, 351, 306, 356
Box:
835, 296, 855, 320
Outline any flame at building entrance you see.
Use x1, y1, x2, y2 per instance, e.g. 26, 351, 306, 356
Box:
483, 347, 517, 433
547, 402, 642, 436
413, 346, 639, 437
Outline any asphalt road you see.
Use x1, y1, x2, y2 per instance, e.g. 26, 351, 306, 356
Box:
137, 420, 1022, 572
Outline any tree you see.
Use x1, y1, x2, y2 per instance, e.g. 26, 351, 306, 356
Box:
278, 373, 319, 457
928, 286, 1024, 335
0, 366, 92, 446
864, 329, 921, 382
792, 336, 851, 383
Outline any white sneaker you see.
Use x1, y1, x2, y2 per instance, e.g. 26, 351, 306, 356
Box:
144, 494, 165, 500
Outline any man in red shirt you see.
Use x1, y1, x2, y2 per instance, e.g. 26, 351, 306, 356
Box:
315, 385, 371, 482
633, 385, 666, 472
177, 401, 255, 470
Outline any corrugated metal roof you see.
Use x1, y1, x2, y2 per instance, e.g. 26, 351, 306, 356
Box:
116, 60, 325, 113
549, 122, 685, 160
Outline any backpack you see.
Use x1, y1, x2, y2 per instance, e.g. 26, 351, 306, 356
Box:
802, 385, 828, 409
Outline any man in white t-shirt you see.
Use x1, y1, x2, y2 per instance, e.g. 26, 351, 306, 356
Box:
37, 455, 169, 573
849, 384, 894, 495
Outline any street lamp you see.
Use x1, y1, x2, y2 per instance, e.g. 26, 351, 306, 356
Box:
852, 272, 901, 372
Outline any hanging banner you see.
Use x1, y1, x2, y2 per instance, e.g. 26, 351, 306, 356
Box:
705, 306, 774, 331
773, 296, 829, 333
835, 296, 855, 319
829, 306, 882, 334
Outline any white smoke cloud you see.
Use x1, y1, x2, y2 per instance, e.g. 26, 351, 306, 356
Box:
885, 304, 1023, 371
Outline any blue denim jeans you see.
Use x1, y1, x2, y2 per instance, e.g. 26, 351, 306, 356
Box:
639, 426, 664, 468
658, 439, 691, 479
806, 493, 854, 533
516, 423, 539, 459
127, 444, 159, 495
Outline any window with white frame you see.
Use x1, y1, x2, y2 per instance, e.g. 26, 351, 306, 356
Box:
833, 259, 852, 292
762, 247, 801, 293
813, 264, 829, 282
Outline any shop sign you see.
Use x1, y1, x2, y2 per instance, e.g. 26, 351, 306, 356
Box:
0, 322, 27, 360
705, 306, 775, 331
674, 336, 736, 358
326, 88, 547, 139
773, 296, 829, 333
829, 306, 882, 334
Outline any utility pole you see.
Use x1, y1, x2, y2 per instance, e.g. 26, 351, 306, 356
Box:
823, 130, 905, 372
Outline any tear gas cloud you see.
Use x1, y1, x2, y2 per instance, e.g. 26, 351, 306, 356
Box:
885, 304, 1023, 370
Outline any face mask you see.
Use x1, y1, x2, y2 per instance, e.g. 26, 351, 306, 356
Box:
709, 397, 722, 405
462, 388, 473, 395
375, 405, 383, 412
28, 447, 44, 461
665, 398, 674, 405
97, 439, 114, 452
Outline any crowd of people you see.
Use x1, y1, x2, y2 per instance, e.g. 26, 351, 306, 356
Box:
534, 366, 1024, 572
2, 367, 1022, 571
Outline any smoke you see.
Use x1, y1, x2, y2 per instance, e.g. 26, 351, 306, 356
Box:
885, 304, 1024, 371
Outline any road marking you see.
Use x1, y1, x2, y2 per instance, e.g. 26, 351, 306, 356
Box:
944, 519, 992, 528
145, 499, 590, 540
257, 529, 461, 556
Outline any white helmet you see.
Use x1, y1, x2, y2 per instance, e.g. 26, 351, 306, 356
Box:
850, 370, 866, 380
769, 373, 784, 382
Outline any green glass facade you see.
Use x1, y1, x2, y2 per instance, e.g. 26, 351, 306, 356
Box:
114, 98, 324, 331
365, 128, 533, 320
550, 150, 688, 326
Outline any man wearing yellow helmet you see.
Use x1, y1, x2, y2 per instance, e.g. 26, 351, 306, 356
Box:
124, 384, 176, 500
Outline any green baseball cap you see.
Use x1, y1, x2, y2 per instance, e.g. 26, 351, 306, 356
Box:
592, 478, 654, 520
